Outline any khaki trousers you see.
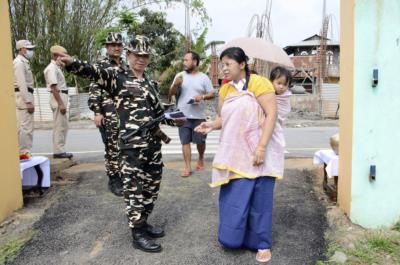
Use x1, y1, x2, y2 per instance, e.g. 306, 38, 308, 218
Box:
50, 92, 69, 154
16, 108, 34, 154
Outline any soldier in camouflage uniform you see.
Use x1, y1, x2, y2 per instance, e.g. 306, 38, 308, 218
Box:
88, 32, 126, 196
59, 35, 181, 253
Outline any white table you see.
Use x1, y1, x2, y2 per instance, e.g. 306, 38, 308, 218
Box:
20, 156, 50, 188
313, 149, 339, 178
313, 149, 339, 201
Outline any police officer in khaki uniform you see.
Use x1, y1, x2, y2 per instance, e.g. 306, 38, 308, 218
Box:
43, 45, 73, 159
13, 40, 35, 156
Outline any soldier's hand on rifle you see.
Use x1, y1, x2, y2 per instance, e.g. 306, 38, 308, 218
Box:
94, 114, 104, 128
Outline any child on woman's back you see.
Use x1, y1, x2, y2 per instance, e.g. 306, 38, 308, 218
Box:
270, 66, 292, 126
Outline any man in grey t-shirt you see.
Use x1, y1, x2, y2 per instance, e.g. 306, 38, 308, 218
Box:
169, 51, 215, 177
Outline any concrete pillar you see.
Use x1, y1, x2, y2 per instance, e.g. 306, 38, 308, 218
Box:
339, 0, 400, 228
0, 0, 23, 222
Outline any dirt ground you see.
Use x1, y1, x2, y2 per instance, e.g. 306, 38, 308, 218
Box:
2, 158, 329, 265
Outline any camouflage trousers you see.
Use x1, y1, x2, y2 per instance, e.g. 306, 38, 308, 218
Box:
99, 112, 120, 179
121, 142, 163, 228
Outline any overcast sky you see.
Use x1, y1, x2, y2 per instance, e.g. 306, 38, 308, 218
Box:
148, 0, 340, 47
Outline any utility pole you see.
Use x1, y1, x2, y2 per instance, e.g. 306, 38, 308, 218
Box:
208, 41, 225, 87
318, 0, 328, 115
184, 0, 191, 51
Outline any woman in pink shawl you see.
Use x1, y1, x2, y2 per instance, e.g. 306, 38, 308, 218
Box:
195, 47, 280, 263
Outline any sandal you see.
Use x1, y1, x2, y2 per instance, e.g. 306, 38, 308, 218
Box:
196, 161, 205, 170
256, 249, 271, 263
180, 170, 192, 177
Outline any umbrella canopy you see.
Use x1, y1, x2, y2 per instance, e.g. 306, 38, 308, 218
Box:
223, 37, 294, 68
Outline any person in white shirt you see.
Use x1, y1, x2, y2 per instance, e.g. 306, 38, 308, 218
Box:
169, 51, 215, 177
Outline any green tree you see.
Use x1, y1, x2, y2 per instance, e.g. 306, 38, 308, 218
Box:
93, 1, 211, 94
9, 0, 119, 88
191, 28, 209, 72
133, 8, 184, 77
126, 0, 210, 26
158, 28, 215, 95
95, 9, 185, 94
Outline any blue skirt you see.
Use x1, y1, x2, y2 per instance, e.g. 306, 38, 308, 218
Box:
218, 176, 275, 250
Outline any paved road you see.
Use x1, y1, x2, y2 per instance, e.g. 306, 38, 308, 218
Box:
32, 127, 338, 161
11, 162, 327, 265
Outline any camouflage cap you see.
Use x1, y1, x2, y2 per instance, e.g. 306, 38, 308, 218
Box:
105, 32, 123, 44
125, 35, 152, 55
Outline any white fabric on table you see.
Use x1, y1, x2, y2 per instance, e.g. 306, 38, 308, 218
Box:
313, 149, 339, 178
19, 156, 50, 187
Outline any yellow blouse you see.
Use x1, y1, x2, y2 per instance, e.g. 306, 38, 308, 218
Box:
219, 74, 275, 100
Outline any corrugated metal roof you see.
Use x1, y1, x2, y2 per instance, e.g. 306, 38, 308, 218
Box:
285, 39, 339, 48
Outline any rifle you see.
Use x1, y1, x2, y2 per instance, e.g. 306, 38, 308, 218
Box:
121, 103, 185, 145
98, 125, 108, 145
121, 114, 171, 144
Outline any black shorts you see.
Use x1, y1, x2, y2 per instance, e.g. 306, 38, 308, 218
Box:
178, 119, 207, 145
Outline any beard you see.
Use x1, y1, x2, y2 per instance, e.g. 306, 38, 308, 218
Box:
185, 65, 196, 73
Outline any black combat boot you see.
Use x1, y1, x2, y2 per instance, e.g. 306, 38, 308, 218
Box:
108, 175, 123, 197
53, 152, 73, 159
143, 223, 165, 238
131, 227, 162, 253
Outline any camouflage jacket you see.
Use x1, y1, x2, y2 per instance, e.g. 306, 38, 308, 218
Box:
88, 56, 127, 115
67, 59, 173, 148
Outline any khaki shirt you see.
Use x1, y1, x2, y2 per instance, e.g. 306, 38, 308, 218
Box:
13, 54, 34, 106
44, 60, 67, 92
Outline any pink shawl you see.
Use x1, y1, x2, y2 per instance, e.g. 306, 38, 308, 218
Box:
211, 91, 287, 187
276, 90, 292, 126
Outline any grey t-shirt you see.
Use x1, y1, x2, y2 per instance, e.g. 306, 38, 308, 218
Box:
175, 71, 214, 119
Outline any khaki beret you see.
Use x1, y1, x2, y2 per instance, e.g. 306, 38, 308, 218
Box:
50, 45, 67, 54
16, 40, 35, 50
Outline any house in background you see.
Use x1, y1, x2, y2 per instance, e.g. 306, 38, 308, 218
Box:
284, 34, 340, 93
284, 34, 340, 117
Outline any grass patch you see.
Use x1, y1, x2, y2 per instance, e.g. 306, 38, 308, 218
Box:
318, 233, 400, 265
347, 234, 400, 264
316, 237, 341, 265
0, 231, 34, 265
325, 241, 341, 258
